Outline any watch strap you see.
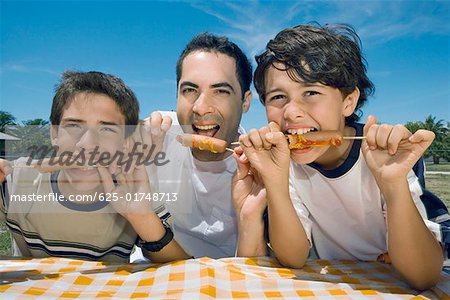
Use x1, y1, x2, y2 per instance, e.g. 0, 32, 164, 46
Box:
138, 224, 174, 252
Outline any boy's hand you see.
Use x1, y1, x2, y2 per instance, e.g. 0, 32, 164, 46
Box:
362, 115, 435, 184
232, 147, 267, 222
0, 159, 12, 183
238, 122, 291, 183
98, 163, 154, 217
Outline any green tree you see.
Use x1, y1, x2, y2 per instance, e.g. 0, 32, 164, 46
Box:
0, 111, 17, 133
405, 115, 449, 164
22, 118, 49, 126
443, 122, 450, 162
7, 120, 52, 158
405, 121, 422, 134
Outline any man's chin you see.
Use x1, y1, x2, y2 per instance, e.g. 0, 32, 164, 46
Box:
191, 148, 228, 162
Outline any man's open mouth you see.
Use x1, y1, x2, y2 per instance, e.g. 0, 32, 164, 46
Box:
192, 124, 220, 137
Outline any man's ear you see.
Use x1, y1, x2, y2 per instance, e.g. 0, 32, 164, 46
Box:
342, 87, 360, 117
242, 90, 252, 113
50, 125, 58, 147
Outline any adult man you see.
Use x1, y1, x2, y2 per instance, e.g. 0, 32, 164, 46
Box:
151, 33, 253, 259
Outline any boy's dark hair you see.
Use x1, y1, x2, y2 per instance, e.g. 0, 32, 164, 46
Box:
50, 71, 139, 136
254, 24, 375, 124
176, 32, 252, 99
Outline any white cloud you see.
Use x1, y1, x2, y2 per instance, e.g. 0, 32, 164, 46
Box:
191, 0, 449, 55
191, 1, 305, 58
1, 62, 59, 76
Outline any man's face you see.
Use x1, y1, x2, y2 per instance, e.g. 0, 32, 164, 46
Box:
53, 92, 126, 193
177, 51, 251, 161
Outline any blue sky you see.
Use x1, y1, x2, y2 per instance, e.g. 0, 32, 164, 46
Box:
1, 0, 449, 130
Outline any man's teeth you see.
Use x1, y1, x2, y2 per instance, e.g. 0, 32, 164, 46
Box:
286, 128, 316, 135
194, 124, 217, 130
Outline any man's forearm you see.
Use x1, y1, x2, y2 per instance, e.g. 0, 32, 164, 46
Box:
265, 181, 309, 269
236, 218, 268, 257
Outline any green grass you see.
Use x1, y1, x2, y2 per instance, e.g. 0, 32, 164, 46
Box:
0, 222, 11, 256
426, 163, 450, 172
426, 174, 450, 209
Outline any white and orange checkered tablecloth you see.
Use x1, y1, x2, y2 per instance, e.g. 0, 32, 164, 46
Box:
0, 256, 448, 299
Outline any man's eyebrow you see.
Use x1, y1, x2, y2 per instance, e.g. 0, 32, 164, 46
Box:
211, 82, 235, 93
179, 81, 199, 89
99, 121, 120, 126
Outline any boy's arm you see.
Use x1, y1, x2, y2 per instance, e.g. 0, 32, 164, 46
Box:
363, 116, 443, 290
382, 180, 442, 290
238, 123, 310, 267
97, 165, 190, 263
125, 212, 191, 262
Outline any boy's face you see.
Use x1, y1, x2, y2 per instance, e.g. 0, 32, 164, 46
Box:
177, 51, 251, 161
53, 92, 126, 193
264, 64, 357, 166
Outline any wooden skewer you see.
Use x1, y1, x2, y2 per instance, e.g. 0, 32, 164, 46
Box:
12, 164, 98, 173
226, 148, 235, 153
12, 164, 97, 169
342, 136, 366, 140
231, 136, 366, 145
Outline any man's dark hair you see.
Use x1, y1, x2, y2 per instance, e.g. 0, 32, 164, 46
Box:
254, 24, 374, 124
176, 33, 252, 99
50, 71, 139, 136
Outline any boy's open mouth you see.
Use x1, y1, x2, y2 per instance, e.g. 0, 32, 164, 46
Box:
285, 127, 319, 150
192, 124, 220, 138
285, 127, 319, 135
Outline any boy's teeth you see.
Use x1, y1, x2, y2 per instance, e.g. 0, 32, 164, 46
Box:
287, 128, 314, 135
194, 124, 217, 130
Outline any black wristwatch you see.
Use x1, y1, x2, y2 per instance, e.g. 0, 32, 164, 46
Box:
137, 223, 174, 252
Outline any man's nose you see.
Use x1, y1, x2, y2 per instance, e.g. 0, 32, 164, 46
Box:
192, 92, 214, 116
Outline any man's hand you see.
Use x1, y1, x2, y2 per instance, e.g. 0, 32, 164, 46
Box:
362, 115, 435, 185
232, 148, 266, 222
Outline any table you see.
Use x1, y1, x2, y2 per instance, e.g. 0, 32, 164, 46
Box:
0, 257, 448, 299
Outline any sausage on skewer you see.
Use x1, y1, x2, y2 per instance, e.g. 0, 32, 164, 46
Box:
176, 134, 229, 153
